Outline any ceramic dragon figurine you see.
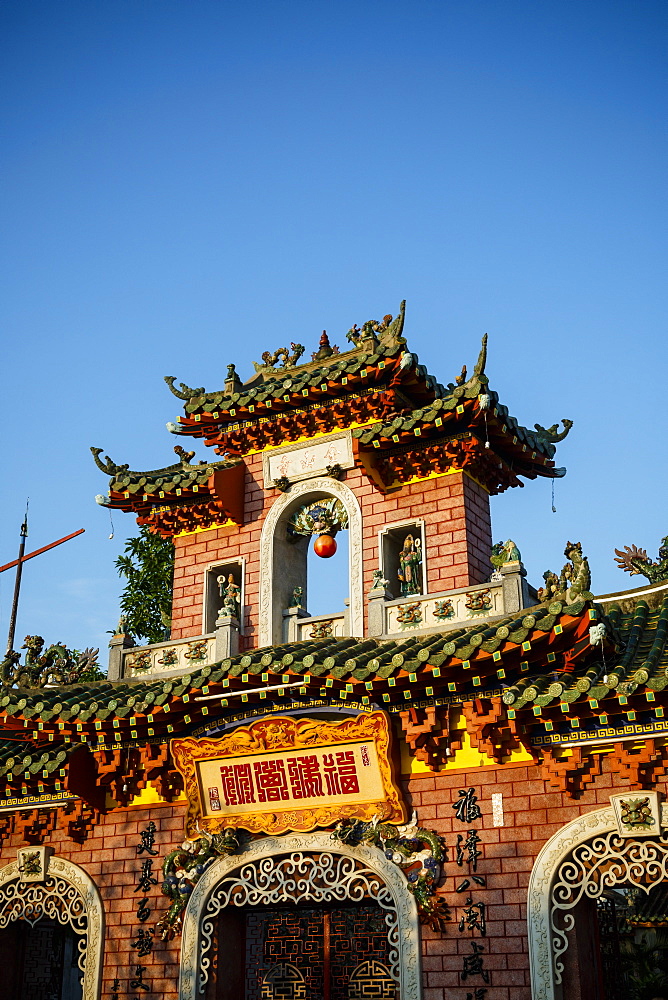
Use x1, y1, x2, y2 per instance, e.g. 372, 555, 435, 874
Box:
537, 541, 591, 604
1, 636, 100, 688
490, 539, 521, 570
331, 813, 450, 930
614, 536, 668, 584
158, 828, 241, 939
253, 343, 305, 372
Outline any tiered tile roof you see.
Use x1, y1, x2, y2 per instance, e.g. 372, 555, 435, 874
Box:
3, 591, 668, 807
92, 447, 244, 536
93, 303, 572, 528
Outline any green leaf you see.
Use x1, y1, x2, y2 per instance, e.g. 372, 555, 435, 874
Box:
115, 527, 174, 645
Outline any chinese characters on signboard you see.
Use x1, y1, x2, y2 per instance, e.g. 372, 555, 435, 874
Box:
264, 432, 354, 488
172, 712, 405, 837
203, 743, 374, 818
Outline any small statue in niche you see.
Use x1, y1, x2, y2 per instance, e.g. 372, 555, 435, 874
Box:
289, 586, 304, 608
398, 534, 422, 597
217, 573, 241, 616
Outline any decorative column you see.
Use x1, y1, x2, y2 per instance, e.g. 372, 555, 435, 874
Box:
500, 560, 530, 614
107, 631, 135, 681
367, 577, 392, 637
282, 606, 310, 643
214, 611, 240, 659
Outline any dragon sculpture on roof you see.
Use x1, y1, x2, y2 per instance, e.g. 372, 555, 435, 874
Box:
614, 535, 668, 584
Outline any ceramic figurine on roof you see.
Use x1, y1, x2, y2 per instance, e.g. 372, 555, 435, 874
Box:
1, 636, 99, 688
615, 535, 668, 584
537, 540, 592, 603
253, 342, 305, 373
490, 539, 521, 570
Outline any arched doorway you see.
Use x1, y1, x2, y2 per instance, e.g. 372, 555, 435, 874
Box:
0, 917, 83, 999
528, 805, 668, 1000
258, 479, 363, 646
178, 832, 421, 1000
0, 854, 104, 1000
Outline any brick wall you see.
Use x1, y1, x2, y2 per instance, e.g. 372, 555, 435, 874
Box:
0, 804, 184, 999
405, 756, 667, 1000
0, 755, 653, 999
170, 459, 493, 645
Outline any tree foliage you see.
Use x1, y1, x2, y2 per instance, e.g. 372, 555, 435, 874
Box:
115, 527, 174, 644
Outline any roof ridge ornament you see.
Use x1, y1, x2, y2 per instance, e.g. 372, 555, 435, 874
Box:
537, 540, 591, 604
473, 332, 488, 378
346, 300, 406, 352
378, 299, 406, 350
1, 635, 100, 688
90, 446, 128, 477
614, 536, 668, 583
533, 419, 573, 444
173, 445, 196, 467
253, 343, 305, 373
164, 376, 205, 400
311, 331, 339, 362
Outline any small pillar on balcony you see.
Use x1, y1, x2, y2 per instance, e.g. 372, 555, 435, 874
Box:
215, 609, 241, 659
500, 560, 530, 614
367, 571, 392, 637
108, 629, 135, 681
283, 605, 310, 643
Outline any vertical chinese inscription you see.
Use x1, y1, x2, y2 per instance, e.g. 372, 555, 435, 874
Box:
453, 788, 489, 997
120, 821, 158, 996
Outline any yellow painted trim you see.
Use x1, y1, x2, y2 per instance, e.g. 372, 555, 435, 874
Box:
387, 467, 491, 495
120, 784, 187, 808
174, 518, 236, 539
399, 710, 534, 775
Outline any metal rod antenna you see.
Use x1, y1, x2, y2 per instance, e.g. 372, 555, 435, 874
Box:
6, 502, 28, 654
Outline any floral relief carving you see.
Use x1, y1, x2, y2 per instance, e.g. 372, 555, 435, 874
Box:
528, 806, 620, 1000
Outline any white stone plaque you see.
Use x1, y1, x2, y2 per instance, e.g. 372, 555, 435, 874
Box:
263, 431, 354, 488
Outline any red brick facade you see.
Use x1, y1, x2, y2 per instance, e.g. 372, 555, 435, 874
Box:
170, 458, 493, 644
0, 754, 655, 998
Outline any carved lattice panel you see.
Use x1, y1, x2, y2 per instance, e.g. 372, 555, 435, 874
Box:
246, 910, 324, 1000
330, 907, 394, 1000
242, 904, 395, 1000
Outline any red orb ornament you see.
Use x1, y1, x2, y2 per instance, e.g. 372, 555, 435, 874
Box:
313, 533, 337, 558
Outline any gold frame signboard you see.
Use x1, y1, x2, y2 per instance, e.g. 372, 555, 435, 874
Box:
172, 712, 406, 837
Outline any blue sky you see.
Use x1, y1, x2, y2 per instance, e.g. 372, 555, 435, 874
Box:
1, 0, 666, 658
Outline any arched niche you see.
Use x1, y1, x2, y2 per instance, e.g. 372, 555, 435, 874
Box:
259, 478, 363, 646
0, 853, 104, 1000
178, 831, 421, 1000
527, 805, 668, 1000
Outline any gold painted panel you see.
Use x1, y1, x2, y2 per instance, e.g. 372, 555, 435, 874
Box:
172, 712, 406, 837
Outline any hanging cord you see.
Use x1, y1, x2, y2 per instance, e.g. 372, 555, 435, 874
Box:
108, 509, 115, 540
551, 479, 557, 514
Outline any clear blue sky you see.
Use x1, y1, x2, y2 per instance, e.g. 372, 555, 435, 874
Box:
1, 0, 666, 658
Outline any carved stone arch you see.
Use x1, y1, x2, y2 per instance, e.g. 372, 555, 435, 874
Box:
178, 831, 421, 1000
0, 853, 104, 1000
259, 478, 363, 646
528, 805, 668, 1000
